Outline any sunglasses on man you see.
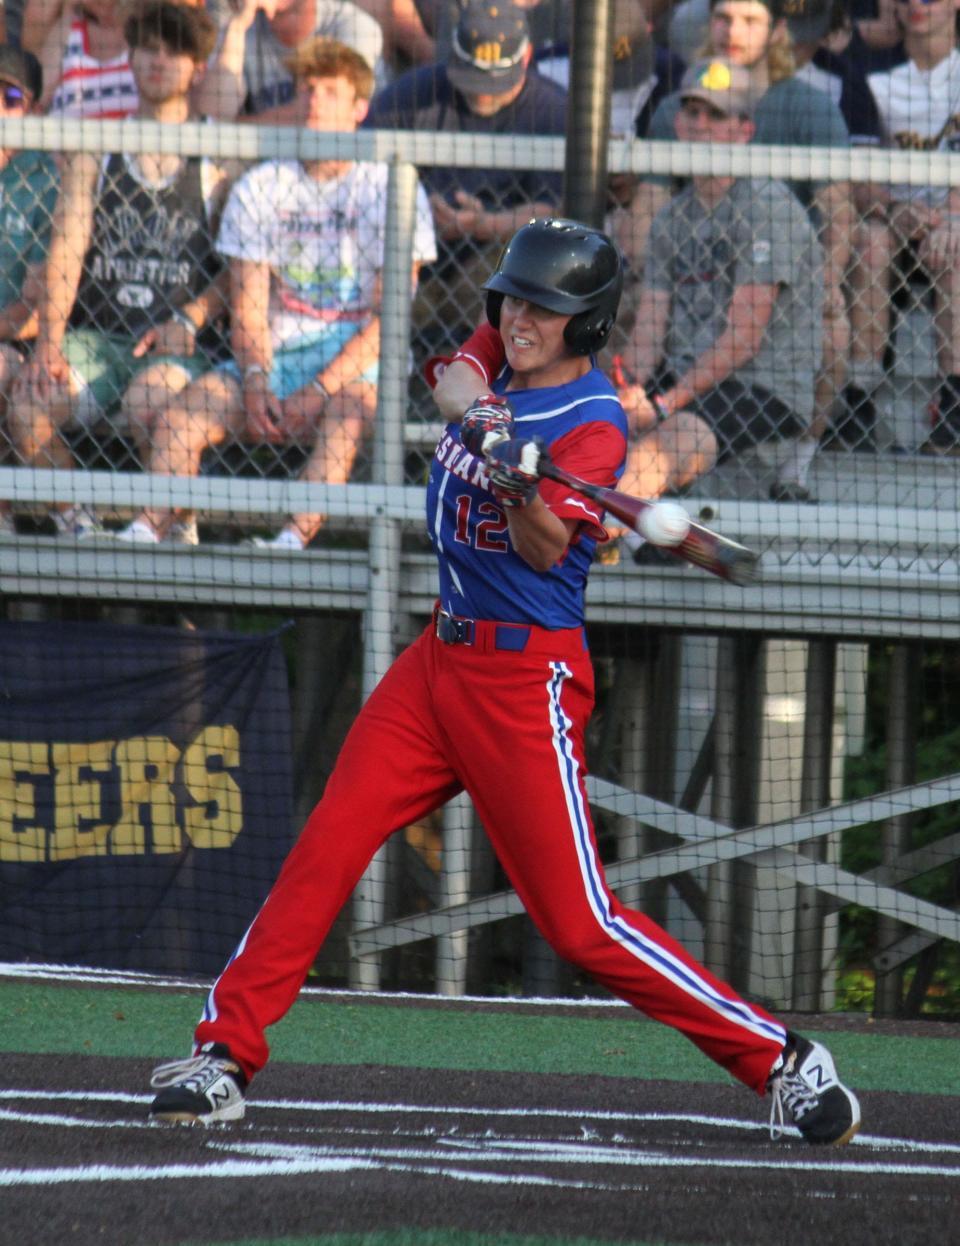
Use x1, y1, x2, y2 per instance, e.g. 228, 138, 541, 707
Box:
0, 84, 26, 108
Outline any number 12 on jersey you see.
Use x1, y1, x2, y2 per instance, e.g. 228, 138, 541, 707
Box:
454, 494, 509, 552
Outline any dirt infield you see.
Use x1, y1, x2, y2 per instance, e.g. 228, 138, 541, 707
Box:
3, 1050, 958, 1246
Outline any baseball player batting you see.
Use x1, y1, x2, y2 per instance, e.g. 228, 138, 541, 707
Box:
150, 219, 859, 1146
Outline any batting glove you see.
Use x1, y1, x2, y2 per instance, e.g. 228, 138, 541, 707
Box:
484, 437, 544, 508
460, 394, 514, 457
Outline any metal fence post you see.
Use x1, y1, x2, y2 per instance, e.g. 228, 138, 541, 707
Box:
436, 793, 473, 995
706, 633, 765, 989
350, 158, 419, 990
792, 638, 838, 1009
874, 642, 920, 1016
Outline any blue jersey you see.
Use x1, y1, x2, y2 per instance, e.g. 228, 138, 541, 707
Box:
425, 365, 628, 628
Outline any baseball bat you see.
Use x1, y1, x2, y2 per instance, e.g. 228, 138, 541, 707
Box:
538, 459, 760, 586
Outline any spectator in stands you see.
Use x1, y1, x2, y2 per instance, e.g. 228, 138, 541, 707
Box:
617, 0, 853, 501
422, 0, 633, 86
844, 0, 960, 452
9, 3, 231, 540
668, 0, 903, 63
113, 37, 437, 549
23, 0, 215, 118
28, 0, 139, 117
615, 60, 824, 520
0, 45, 58, 537
193, 0, 385, 121
617, 0, 850, 283
414, 0, 681, 213
365, 0, 566, 353
789, 0, 883, 147
414, 0, 683, 184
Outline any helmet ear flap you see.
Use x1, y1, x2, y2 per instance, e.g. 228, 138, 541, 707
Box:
564, 309, 614, 355
562, 263, 622, 353
485, 290, 504, 330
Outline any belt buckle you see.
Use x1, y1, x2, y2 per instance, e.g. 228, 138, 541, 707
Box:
436, 610, 473, 645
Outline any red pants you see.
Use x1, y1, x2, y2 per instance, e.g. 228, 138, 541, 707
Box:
195, 620, 786, 1094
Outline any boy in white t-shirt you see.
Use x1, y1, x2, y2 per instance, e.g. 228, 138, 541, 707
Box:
116, 37, 436, 547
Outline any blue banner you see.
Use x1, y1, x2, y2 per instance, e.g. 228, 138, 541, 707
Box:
0, 619, 295, 974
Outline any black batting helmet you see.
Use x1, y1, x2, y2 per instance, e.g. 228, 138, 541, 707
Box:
482, 218, 623, 355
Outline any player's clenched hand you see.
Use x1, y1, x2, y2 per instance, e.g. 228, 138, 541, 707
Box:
460, 394, 514, 456
484, 437, 544, 508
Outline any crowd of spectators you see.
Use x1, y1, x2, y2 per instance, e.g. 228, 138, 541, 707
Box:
0, 0, 954, 546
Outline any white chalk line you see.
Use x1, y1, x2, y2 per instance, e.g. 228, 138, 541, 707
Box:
1, 1087, 959, 1192
0, 961, 628, 1009
207, 1134, 960, 1177
2, 1139, 959, 1192
210, 1136, 960, 1179
1, 1088, 957, 1155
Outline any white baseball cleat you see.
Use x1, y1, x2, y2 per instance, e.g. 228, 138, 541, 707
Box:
149, 1042, 246, 1124
768, 1033, 861, 1145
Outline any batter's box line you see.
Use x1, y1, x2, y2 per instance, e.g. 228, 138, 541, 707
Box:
0, 1088, 958, 1159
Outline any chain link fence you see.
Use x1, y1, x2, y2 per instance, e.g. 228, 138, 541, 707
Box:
0, 110, 958, 1014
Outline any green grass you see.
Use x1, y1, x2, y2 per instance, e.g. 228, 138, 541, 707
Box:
2, 980, 958, 1096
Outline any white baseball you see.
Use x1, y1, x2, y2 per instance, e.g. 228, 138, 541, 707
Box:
637, 500, 691, 547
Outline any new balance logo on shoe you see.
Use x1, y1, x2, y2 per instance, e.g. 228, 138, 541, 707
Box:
805, 1060, 835, 1091
209, 1083, 237, 1109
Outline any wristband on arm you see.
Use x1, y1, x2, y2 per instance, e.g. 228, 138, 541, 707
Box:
611, 355, 670, 423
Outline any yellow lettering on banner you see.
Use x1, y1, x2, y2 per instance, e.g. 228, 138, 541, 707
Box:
50, 740, 114, 860
182, 725, 243, 849
113, 736, 181, 854
0, 741, 49, 862
0, 727, 247, 859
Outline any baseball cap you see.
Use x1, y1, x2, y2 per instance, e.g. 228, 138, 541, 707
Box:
0, 45, 42, 102
679, 58, 757, 117
446, 0, 531, 96
783, 0, 837, 45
